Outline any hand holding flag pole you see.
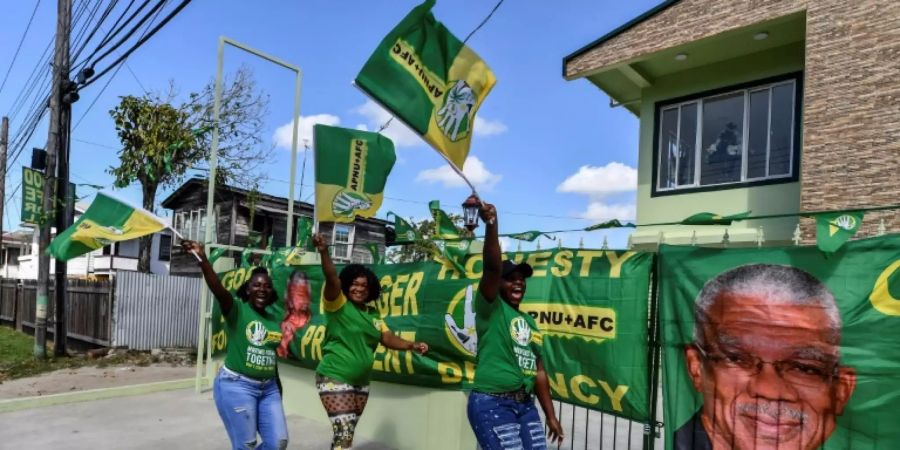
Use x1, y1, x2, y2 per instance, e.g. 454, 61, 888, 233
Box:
169, 227, 202, 263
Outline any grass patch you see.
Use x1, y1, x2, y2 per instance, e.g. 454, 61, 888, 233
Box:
0, 326, 195, 382
0, 326, 89, 381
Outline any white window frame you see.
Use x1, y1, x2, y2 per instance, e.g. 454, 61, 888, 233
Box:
174, 208, 216, 241
331, 224, 356, 262
656, 78, 797, 193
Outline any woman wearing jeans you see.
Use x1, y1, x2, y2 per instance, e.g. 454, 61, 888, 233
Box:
467, 202, 564, 449
182, 240, 289, 450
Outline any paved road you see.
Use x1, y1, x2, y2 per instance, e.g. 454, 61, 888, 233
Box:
0, 388, 392, 449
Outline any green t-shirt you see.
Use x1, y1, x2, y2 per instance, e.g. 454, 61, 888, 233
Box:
223, 297, 283, 380
471, 291, 544, 394
315, 292, 388, 386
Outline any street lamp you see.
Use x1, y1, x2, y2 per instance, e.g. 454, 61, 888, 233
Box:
462, 194, 480, 233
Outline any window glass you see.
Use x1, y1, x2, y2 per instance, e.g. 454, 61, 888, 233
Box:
769, 83, 795, 176
700, 93, 744, 186
158, 235, 172, 261
332, 225, 353, 260
747, 89, 770, 179
658, 108, 678, 189
677, 103, 698, 186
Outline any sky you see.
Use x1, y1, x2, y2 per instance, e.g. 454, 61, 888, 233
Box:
0, 0, 663, 250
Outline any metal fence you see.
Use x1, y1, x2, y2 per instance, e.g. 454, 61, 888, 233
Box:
0, 273, 201, 349
112, 272, 202, 350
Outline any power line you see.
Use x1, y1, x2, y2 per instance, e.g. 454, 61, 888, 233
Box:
73, 0, 167, 130
80, 0, 192, 90
0, 0, 43, 96
69, 0, 119, 67
83, 0, 164, 69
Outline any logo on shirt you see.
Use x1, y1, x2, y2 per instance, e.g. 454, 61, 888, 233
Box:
509, 317, 532, 347
245, 321, 282, 346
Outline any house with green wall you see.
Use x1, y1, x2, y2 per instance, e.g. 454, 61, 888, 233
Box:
564, 0, 899, 250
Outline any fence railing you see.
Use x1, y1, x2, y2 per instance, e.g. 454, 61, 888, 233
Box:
0, 273, 201, 349
0, 278, 113, 346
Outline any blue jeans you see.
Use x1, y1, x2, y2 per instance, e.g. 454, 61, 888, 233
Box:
214, 367, 289, 450
467, 391, 546, 450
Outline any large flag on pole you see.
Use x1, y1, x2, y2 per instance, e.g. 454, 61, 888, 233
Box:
314, 124, 396, 223
354, 0, 496, 171
48, 192, 166, 261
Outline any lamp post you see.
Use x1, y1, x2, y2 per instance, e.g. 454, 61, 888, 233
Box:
462, 194, 480, 235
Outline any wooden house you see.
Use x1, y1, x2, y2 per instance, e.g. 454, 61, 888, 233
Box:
160, 177, 390, 275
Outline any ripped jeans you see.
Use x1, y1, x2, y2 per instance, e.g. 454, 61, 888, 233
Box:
214, 366, 289, 450
467, 391, 546, 450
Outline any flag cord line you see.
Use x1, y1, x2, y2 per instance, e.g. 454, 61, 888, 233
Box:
462, 0, 506, 44
386, 202, 900, 245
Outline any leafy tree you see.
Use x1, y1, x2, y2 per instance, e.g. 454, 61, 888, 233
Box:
108, 66, 270, 272
387, 213, 464, 263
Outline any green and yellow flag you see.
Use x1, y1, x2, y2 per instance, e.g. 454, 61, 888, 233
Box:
436, 238, 472, 274
584, 219, 635, 231
508, 231, 551, 242
429, 200, 460, 239
355, 0, 496, 170
314, 124, 396, 223
680, 210, 751, 226
814, 211, 864, 253
48, 192, 166, 261
388, 212, 420, 242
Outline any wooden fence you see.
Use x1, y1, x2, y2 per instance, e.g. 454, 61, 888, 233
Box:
0, 278, 115, 346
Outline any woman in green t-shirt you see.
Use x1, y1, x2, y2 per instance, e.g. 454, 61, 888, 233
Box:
182, 240, 289, 450
311, 233, 429, 450
466, 202, 564, 449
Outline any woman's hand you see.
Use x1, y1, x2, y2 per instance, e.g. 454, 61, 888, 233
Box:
411, 342, 429, 355
478, 201, 496, 225
180, 240, 205, 259
312, 233, 328, 252
546, 416, 564, 445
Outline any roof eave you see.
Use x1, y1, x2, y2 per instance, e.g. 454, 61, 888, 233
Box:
562, 0, 682, 80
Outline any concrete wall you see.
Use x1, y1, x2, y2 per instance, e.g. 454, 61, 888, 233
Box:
632, 43, 804, 246
279, 364, 476, 450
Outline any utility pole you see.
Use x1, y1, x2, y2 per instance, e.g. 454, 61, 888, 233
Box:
36, 0, 71, 359
54, 99, 73, 357
0, 117, 8, 254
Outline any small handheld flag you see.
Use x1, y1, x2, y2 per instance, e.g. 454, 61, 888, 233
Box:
48, 192, 167, 262
314, 125, 396, 223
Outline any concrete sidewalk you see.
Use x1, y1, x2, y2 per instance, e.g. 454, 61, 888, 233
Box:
0, 388, 392, 449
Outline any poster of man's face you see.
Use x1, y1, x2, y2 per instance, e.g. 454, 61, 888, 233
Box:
679, 264, 857, 450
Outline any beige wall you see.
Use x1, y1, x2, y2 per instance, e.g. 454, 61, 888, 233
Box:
280, 365, 476, 450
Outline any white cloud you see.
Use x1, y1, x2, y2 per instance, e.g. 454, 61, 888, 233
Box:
582, 202, 636, 221
272, 114, 341, 149
498, 236, 511, 252
474, 116, 508, 136
557, 162, 637, 198
353, 101, 422, 147
416, 156, 501, 191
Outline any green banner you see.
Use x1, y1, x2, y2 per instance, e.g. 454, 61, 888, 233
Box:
659, 235, 900, 449
210, 247, 654, 421
21, 167, 44, 224
21, 166, 75, 225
